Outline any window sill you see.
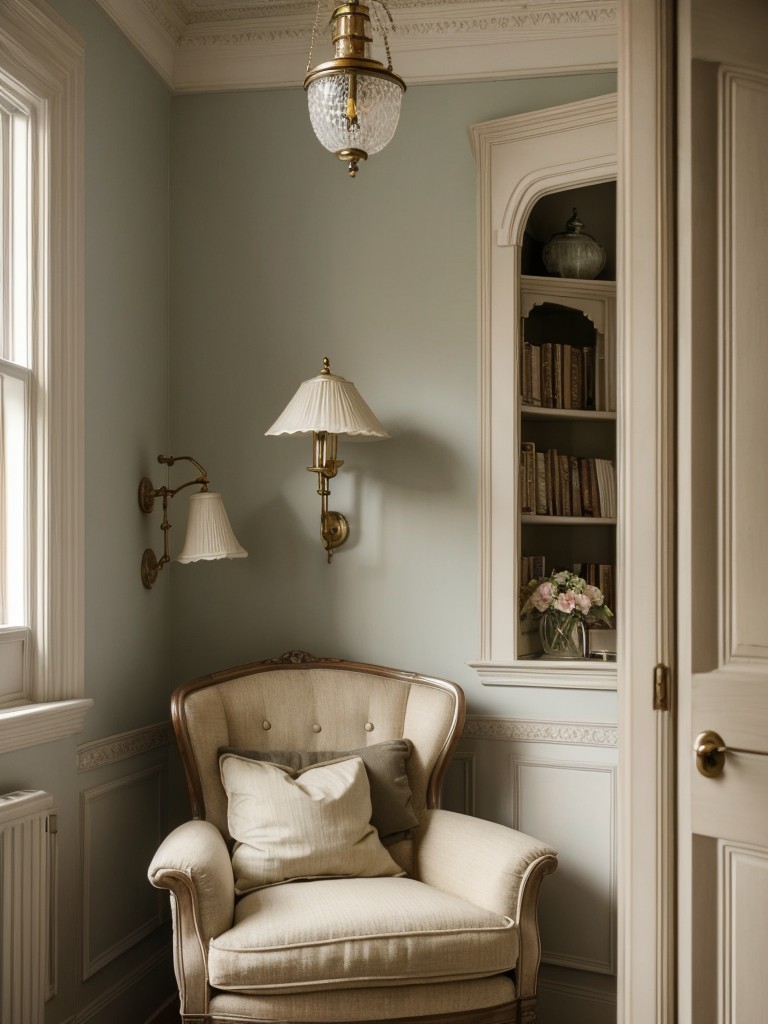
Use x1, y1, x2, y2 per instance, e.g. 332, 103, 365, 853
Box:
0, 698, 93, 754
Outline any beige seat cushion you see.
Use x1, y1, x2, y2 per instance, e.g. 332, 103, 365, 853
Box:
208, 876, 518, 994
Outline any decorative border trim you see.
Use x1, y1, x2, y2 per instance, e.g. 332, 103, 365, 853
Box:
77, 722, 173, 772
463, 715, 617, 746
93, 0, 618, 91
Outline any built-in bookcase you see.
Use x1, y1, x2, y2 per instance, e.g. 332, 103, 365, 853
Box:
470, 93, 618, 688
518, 275, 617, 659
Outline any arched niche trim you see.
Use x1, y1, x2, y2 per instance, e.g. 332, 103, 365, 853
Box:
499, 158, 618, 249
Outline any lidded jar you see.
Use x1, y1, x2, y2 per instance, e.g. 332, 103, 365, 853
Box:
542, 208, 606, 279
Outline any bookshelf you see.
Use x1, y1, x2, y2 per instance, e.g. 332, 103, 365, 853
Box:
518, 275, 617, 660
470, 94, 618, 688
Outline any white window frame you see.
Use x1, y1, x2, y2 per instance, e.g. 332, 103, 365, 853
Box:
0, 0, 90, 752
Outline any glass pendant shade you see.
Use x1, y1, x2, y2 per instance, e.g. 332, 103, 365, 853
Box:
307, 72, 403, 160
265, 365, 389, 439
304, 1, 405, 176
176, 492, 248, 563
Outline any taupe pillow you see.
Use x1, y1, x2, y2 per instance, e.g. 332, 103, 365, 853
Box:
219, 739, 418, 840
220, 752, 404, 894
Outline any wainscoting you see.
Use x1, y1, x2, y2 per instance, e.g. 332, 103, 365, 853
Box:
70, 722, 175, 1023
444, 715, 618, 1024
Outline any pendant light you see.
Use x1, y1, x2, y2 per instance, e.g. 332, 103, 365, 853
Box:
304, 0, 406, 178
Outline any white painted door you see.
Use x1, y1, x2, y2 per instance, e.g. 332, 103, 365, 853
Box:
677, 1, 768, 1021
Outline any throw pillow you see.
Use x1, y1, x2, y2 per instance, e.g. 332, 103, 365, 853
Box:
219, 739, 418, 840
220, 752, 405, 894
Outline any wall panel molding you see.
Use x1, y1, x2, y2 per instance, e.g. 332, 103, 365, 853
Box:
511, 756, 617, 975
80, 767, 166, 979
77, 722, 173, 772
73, 946, 172, 1024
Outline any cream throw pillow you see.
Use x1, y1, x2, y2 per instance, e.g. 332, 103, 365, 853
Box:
220, 753, 404, 894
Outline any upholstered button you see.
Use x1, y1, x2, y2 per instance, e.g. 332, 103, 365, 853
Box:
364, 722, 374, 732
262, 720, 271, 730
312, 723, 322, 733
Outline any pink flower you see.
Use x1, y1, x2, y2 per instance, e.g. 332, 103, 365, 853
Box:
574, 593, 592, 615
533, 581, 555, 612
584, 585, 604, 606
555, 591, 576, 614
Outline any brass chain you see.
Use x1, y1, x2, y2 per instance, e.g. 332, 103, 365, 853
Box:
306, 0, 328, 75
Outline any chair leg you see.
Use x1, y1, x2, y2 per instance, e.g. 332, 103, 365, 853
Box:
516, 996, 538, 1024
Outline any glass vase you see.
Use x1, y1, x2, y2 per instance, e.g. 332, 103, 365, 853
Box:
539, 612, 587, 659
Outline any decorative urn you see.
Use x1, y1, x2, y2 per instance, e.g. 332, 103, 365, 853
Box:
542, 208, 606, 279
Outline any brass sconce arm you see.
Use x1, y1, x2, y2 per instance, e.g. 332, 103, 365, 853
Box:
138, 454, 247, 589
307, 431, 348, 563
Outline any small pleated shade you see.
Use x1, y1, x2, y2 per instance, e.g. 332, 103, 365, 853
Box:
265, 369, 389, 438
176, 492, 248, 564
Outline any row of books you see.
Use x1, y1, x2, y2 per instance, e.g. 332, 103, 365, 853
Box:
520, 558, 617, 619
520, 442, 617, 519
520, 340, 597, 410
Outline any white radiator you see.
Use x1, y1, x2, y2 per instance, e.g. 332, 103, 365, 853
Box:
0, 790, 54, 1024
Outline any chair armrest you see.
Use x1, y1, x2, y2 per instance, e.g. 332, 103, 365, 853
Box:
148, 820, 235, 1016
413, 809, 557, 920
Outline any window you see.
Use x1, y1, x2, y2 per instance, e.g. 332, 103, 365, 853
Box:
0, 0, 90, 751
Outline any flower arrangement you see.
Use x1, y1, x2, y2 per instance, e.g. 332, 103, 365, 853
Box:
520, 570, 613, 624
521, 570, 613, 658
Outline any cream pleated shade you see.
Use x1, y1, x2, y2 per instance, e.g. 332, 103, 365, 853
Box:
177, 492, 248, 564
265, 369, 389, 438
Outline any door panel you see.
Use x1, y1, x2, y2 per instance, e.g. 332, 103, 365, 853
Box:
680, 2, 768, 1022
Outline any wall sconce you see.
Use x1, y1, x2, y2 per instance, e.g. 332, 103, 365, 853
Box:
265, 358, 389, 561
138, 454, 247, 589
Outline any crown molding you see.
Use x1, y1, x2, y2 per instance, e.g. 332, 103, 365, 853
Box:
93, 0, 618, 92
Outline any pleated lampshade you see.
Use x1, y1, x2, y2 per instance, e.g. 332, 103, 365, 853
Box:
265, 367, 389, 439
176, 492, 248, 563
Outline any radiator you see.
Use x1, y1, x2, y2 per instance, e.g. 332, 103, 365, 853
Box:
0, 790, 55, 1024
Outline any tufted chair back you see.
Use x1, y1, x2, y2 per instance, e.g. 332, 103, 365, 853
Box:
172, 653, 466, 850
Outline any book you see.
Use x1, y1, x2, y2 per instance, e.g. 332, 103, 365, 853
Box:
579, 458, 593, 516
552, 343, 563, 408
541, 343, 554, 408
570, 347, 583, 409
530, 345, 542, 406
583, 346, 596, 410
520, 441, 536, 513
563, 345, 572, 409
546, 448, 559, 515
593, 458, 606, 516
569, 455, 582, 516
520, 341, 533, 404
559, 455, 572, 516
535, 453, 547, 515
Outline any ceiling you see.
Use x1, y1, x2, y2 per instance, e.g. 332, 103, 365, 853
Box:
93, 0, 619, 92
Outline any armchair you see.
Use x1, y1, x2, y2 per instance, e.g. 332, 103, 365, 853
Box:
149, 653, 557, 1024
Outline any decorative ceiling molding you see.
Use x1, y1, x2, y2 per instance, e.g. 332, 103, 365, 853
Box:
94, 0, 618, 92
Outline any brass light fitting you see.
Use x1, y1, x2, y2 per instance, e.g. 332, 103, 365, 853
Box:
138, 454, 247, 589
265, 357, 389, 562
304, 0, 405, 177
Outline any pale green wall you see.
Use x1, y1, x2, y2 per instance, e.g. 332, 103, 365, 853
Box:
0, 5, 616, 1016
0, 1, 173, 1021
169, 74, 617, 719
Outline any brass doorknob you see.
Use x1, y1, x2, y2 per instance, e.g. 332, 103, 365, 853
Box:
694, 730, 727, 778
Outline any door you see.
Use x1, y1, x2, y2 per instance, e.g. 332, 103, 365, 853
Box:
677, 1, 768, 1021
